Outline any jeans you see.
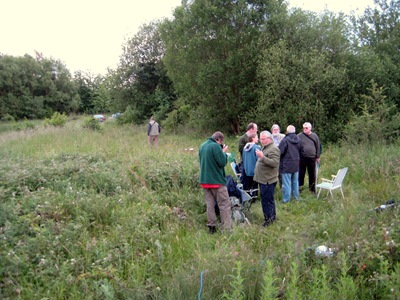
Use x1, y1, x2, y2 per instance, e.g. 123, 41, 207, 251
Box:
259, 182, 277, 223
282, 172, 299, 203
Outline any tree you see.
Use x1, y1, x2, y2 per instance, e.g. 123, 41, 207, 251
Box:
161, 0, 285, 134
256, 9, 357, 142
0, 54, 78, 120
112, 21, 176, 123
353, 0, 400, 107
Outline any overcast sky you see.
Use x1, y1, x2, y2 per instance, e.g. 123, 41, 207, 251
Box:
0, 0, 375, 76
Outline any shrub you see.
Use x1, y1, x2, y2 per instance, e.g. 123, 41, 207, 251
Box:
116, 106, 142, 125
82, 117, 102, 131
44, 112, 68, 127
14, 119, 36, 131
342, 81, 400, 145
1, 114, 15, 122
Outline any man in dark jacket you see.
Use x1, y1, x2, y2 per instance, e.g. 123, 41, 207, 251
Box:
298, 122, 321, 193
199, 131, 232, 234
279, 125, 303, 203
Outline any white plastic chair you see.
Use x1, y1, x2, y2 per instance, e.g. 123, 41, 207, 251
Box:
316, 167, 348, 199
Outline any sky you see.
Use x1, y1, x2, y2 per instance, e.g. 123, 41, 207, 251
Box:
1, 0, 375, 76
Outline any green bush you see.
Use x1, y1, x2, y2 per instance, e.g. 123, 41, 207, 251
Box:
1, 114, 15, 122
116, 106, 142, 125
13, 119, 36, 131
342, 81, 400, 145
82, 117, 102, 131
44, 112, 68, 127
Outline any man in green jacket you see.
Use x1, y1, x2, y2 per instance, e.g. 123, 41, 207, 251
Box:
199, 131, 232, 234
254, 130, 280, 227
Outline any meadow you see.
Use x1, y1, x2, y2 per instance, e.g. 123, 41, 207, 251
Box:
0, 118, 399, 299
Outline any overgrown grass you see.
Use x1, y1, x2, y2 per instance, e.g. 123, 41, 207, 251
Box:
0, 117, 399, 299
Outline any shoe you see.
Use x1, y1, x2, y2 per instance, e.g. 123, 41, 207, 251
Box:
263, 217, 276, 227
263, 221, 272, 227
208, 226, 217, 234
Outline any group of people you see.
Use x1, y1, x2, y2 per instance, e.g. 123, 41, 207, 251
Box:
198, 122, 321, 233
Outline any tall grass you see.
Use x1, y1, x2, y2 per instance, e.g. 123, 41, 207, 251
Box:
0, 117, 399, 299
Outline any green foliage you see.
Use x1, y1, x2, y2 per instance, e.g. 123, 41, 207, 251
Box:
256, 11, 350, 142
44, 112, 68, 127
92, 83, 111, 113
343, 81, 400, 144
13, 119, 36, 131
260, 260, 280, 299
0, 54, 78, 120
1, 114, 15, 122
82, 117, 102, 131
0, 119, 399, 298
111, 21, 175, 124
161, 0, 283, 134
222, 261, 245, 300
116, 105, 141, 125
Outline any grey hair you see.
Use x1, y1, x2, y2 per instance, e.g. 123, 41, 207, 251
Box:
303, 122, 312, 129
271, 124, 280, 131
260, 130, 272, 139
212, 131, 224, 142
287, 125, 296, 133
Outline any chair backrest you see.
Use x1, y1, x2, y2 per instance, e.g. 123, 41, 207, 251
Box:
230, 161, 241, 178
332, 167, 348, 188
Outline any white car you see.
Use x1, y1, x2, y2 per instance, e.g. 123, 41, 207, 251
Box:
93, 114, 106, 122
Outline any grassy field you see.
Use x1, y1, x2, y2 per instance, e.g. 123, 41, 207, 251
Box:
0, 117, 399, 299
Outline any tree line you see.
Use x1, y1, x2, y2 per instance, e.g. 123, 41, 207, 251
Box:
1, 0, 399, 143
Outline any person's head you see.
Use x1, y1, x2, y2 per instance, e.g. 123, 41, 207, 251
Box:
246, 123, 258, 135
150, 116, 154, 121
259, 130, 273, 146
302, 122, 312, 135
286, 125, 296, 134
248, 133, 258, 143
271, 124, 281, 135
212, 131, 224, 145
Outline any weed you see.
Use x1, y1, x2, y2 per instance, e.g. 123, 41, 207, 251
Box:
0, 118, 399, 299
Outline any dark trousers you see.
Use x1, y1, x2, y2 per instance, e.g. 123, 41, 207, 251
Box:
243, 176, 258, 191
299, 157, 317, 193
260, 182, 277, 223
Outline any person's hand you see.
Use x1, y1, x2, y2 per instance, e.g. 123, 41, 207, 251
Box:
255, 149, 263, 159
316, 157, 320, 163
222, 145, 228, 152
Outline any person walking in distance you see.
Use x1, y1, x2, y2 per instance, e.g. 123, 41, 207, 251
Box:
199, 131, 232, 234
147, 116, 161, 147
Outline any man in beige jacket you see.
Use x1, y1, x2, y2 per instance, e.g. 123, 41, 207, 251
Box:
147, 116, 160, 147
254, 130, 280, 227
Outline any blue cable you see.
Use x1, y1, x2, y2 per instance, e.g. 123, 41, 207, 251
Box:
198, 270, 205, 300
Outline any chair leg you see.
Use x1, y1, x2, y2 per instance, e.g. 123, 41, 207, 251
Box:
317, 188, 321, 199
340, 188, 345, 199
